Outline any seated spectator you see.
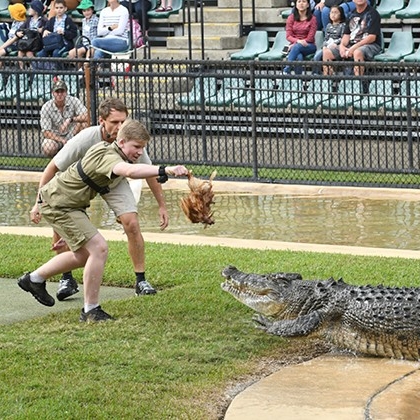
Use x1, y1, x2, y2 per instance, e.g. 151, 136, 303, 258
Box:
120, 0, 151, 36
284, 0, 318, 75
321, 6, 346, 75
16, 0, 47, 69
0, 3, 27, 64
339, 0, 381, 76
37, 0, 78, 59
40, 80, 89, 157
68, 0, 98, 60
155, 0, 173, 12
91, 0, 129, 59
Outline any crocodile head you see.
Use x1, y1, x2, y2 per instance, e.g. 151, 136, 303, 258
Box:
221, 265, 302, 317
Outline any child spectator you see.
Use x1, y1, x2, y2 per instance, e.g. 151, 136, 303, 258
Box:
37, 0, 78, 58
0, 3, 27, 63
68, 0, 98, 60
284, 0, 318, 75
322, 6, 346, 75
16, 0, 47, 68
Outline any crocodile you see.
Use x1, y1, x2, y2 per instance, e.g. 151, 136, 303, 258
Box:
221, 265, 420, 360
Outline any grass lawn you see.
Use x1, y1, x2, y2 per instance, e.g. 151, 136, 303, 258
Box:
1, 233, 420, 418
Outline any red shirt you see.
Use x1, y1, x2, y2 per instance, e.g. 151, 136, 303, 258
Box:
286, 15, 317, 44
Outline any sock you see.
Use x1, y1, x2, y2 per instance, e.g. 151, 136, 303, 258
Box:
135, 272, 146, 283
62, 272, 73, 280
84, 303, 99, 313
30, 271, 45, 283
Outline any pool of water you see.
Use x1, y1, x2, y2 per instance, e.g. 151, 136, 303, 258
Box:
3, 181, 420, 250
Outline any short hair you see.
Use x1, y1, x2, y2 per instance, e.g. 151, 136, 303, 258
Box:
117, 119, 150, 144
98, 97, 128, 119
55, 0, 67, 7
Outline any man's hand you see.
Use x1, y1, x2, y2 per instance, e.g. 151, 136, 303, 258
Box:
30, 204, 42, 224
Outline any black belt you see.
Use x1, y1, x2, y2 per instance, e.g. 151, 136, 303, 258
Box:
76, 161, 110, 195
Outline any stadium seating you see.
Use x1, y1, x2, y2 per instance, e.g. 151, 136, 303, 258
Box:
230, 31, 269, 60
20, 74, 53, 102
205, 77, 246, 106
257, 31, 288, 61
384, 80, 420, 112
148, 0, 184, 18
373, 31, 414, 62
305, 30, 324, 61
403, 46, 420, 62
395, 0, 420, 19
178, 77, 218, 106
0, 74, 29, 101
320, 79, 362, 110
0, 0, 10, 19
376, 0, 405, 18
261, 78, 302, 109
232, 78, 275, 107
352, 79, 394, 111
290, 78, 332, 110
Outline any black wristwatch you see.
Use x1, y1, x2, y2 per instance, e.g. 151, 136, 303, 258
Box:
157, 165, 168, 184
108, 26, 112, 31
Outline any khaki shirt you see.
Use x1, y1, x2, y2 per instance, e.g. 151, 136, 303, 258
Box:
41, 141, 127, 209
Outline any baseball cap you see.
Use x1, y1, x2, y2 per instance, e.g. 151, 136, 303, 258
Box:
52, 80, 68, 92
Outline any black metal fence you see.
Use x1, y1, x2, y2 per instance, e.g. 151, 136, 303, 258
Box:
1, 57, 420, 188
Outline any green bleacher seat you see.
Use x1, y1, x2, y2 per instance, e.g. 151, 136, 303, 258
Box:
0, 74, 29, 101
257, 31, 288, 61
21, 74, 53, 102
148, 0, 183, 18
178, 77, 218, 106
305, 30, 324, 60
352, 79, 394, 111
261, 78, 302, 109
320, 79, 362, 111
395, 0, 420, 18
373, 31, 414, 62
205, 77, 246, 107
376, 0, 404, 18
230, 31, 269, 60
0, 0, 10, 19
290, 78, 332, 110
232, 78, 275, 107
403, 46, 420, 62
281, 8, 292, 19
384, 80, 420, 112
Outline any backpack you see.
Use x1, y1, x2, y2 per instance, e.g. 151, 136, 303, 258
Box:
129, 18, 144, 48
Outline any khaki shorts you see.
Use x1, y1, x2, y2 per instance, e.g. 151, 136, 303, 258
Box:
40, 203, 98, 252
103, 177, 138, 217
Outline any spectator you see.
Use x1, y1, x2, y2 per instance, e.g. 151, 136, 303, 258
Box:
321, 6, 346, 75
120, 0, 151, 35
155, 0, 173, 12
68, 0, 98, 60
16, 0, 47, 69
19, 119, 189, 322
339, 0, 381, 76
0, 3, 26, 63
284, 0, 317, 75
37, 0, 78, 59
40, 80, 89, 157
91, 0, 129, 59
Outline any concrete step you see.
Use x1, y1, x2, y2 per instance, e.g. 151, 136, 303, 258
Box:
167, 35, 244, 50
150, 47, 231, 60
189, 22, 241, 37
219, 0, 288, 8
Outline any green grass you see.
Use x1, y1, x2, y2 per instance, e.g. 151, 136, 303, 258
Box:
1, 233, 420, 418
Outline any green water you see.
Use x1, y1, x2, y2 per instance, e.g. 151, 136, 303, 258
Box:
4, 182, 420, 250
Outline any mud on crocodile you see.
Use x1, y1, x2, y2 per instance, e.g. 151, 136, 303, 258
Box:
221, 265, 420, 360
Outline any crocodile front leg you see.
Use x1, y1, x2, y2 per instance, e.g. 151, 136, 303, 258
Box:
253, 311, 322, 337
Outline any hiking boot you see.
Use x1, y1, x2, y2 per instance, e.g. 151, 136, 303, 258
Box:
135, 280, 157, 296
79, 306, 115, 322
56, 276, 79, 301
17, 272, 55, 307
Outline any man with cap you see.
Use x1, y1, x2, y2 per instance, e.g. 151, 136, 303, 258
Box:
0, 3, 26, 62
68, 0, 98, 60
40, 79, 89, 157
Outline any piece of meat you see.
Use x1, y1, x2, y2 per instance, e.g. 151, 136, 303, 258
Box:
180, 170, 217, 227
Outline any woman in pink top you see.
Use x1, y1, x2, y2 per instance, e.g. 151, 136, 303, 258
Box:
284, 0, 318, 74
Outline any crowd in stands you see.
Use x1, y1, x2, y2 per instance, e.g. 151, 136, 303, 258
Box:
0, 0, 148, 67
283, 0, 381, 75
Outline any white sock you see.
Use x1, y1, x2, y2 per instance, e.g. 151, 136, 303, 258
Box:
84, 303, 99, 313
30, 271, 45, 283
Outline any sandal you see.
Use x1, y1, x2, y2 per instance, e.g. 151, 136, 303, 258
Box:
155, 6, 166, 11
165, 6, 173, 10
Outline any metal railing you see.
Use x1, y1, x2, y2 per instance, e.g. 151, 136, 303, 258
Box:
0, 57, 420, 188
